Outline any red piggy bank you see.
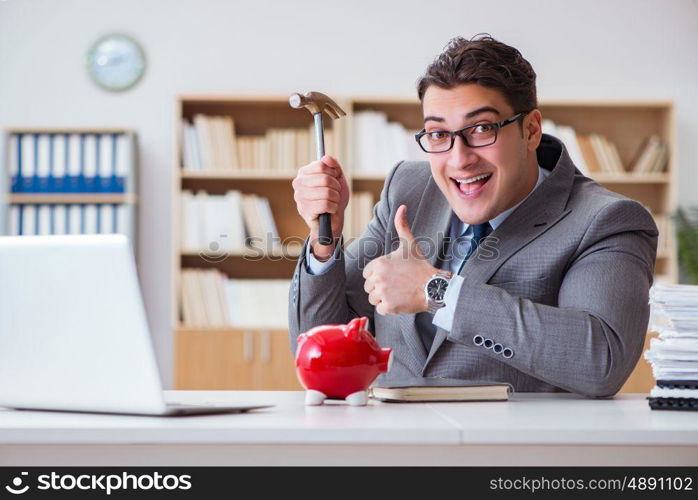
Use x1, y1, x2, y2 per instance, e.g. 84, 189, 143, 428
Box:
295, 317, 393, 406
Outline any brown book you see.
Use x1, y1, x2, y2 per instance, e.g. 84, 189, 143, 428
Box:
577, 134, 601, 173
605, 138, 626, 173
589, 134, 612, 173
650, 143, 669, 173
630, 135, 660, 174
369, 377, 513, 402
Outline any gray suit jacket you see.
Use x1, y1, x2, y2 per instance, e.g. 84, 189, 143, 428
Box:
288, 134, 658, 397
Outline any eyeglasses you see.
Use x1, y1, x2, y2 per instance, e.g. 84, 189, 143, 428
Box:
415, 112, 527, 153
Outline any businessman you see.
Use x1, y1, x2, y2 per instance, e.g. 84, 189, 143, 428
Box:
288, 35, 658, 397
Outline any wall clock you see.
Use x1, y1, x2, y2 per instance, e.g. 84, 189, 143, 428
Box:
87, 34, 146, 92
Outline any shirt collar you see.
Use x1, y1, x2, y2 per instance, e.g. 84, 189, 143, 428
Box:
452, 164, 550, 237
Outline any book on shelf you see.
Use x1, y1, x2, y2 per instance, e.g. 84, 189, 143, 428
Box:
541, 119, 668, 176
8, 132, 134, 193
5, 130, 137, 242
542, 120, 590, 175
369, 377, 513, 402
188, 114, 240, 170
644, 284, 698, 411
179, 268, 290, 329
180, 189, 280, 253
351, 110, 426, 174
8, 203, 132, 237
181, 116, 334, 173
347, 191, 375, 241
629, 135, 669, 174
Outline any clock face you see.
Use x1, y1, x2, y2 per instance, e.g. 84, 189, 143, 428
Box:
87, 34, 145, 92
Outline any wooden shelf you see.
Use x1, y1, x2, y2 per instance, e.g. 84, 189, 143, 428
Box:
176, 325, 288, 333
8, 193, 137, 204
180, 243, 302, 259
656, 250, 673, 259
592, 173, 670, 184
181, 253, 298, 280
351, 172, 389, 181
181, 169, 297, 180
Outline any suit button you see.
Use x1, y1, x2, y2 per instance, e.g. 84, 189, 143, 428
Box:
493, 343, 503, 354
473, 335, 484, 346
502, 347, 514, 359
483, 338, 494, 349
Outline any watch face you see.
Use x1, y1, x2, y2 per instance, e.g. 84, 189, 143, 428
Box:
427, 277, 449, 302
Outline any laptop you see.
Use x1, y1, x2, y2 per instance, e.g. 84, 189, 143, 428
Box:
0, 234, 271, 416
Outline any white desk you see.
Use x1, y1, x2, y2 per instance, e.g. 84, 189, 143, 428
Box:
1, 392, 696, 466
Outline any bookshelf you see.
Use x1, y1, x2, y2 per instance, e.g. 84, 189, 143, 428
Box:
538, 101, 678, 283
173, 95, 347, 390
173, 95, 678, 393
3, 127, 138, 247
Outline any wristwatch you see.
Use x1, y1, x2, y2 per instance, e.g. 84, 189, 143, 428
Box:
424, 270, 453, 314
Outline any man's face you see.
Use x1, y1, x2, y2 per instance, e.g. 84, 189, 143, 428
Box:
422, 84, 541, 225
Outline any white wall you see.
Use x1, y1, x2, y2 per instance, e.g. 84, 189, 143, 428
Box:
2, 0, 697, 387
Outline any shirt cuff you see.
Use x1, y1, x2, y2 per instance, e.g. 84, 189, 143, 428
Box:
304, 239, 341, 275
432, 275, 465, 332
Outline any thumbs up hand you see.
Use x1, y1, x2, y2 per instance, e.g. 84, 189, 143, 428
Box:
362, 204, 439, 315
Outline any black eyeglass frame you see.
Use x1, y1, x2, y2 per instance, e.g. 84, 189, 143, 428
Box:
415, 111, 528, 153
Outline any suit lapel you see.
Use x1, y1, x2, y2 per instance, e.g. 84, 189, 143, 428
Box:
397, 175, 452, 371
422, 135, 578, 370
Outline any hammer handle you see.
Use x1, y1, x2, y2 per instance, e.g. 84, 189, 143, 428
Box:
313, 113, 333, 246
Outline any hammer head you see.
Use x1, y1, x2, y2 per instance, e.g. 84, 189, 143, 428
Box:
289, 91, 346, 120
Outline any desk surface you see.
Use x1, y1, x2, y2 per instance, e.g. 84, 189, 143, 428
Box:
1, 391, 696, 447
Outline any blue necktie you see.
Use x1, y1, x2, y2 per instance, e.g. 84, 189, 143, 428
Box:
415, 221, 494, 353
456, 222, 493, 274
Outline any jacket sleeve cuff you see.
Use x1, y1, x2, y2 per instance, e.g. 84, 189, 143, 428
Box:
305, 239, 342, 275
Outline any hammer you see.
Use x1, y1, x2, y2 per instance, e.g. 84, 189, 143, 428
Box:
289, 91, 346, 246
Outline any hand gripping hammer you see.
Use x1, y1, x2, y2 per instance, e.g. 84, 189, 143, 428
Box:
289, 91, 346, 246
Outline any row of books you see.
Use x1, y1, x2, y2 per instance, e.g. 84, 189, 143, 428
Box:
644, 284, 698, 411
7, 203, 132, 236
543, 120, 668, 175
180, 268, 289, 328
631, 135, 669, 174
181, 115, 336, 172
180, 190, 280, 253
8, 132, 134, 193
352, 110, 426, 173
346, 191, 375, 240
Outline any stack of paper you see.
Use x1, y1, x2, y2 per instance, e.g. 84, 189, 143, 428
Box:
644, 284, 698, 411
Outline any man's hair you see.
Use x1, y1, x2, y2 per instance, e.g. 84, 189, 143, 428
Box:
416, 34, 537, 115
